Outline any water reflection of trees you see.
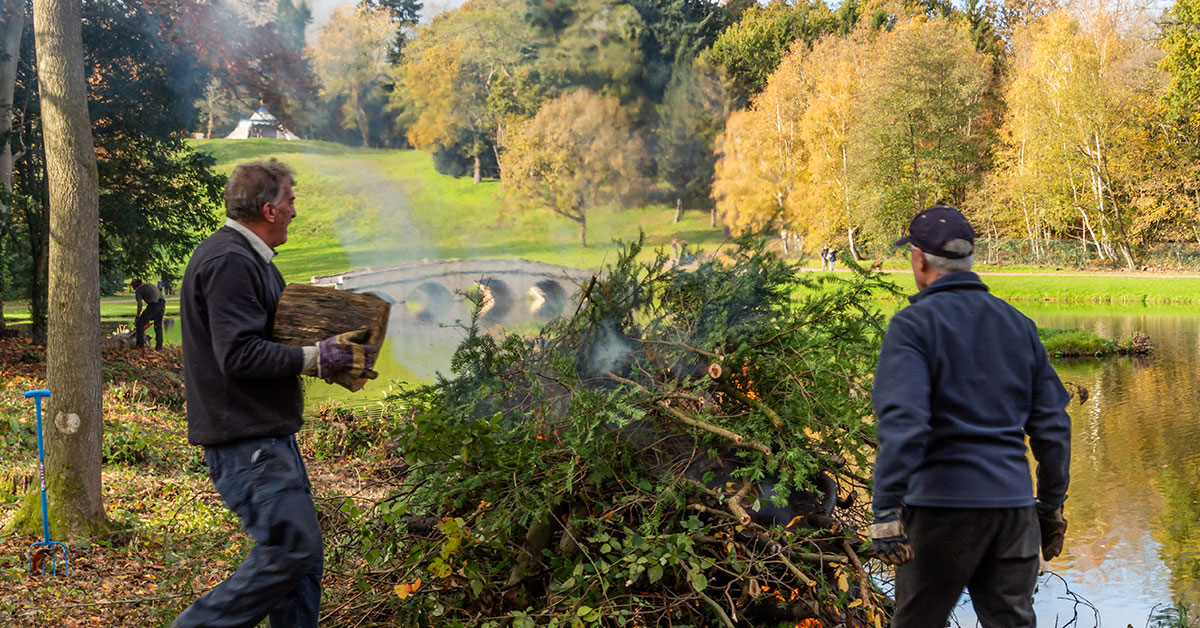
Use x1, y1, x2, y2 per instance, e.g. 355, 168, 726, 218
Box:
1041, 314, 1200, 612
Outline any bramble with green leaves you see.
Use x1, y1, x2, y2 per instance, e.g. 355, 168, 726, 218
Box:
327, 236, 899, 626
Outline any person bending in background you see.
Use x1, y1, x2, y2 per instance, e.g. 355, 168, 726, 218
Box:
172, 159, 379, 628
870, 205, 1071, 627
130, 278, 165, 350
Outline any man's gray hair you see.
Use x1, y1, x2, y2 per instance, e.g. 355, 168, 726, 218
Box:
224, 158, 296, 223
917, 238, 974, 274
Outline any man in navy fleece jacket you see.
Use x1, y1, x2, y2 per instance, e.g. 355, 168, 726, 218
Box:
869, 206, 1071, 627
174, 159, 378, 628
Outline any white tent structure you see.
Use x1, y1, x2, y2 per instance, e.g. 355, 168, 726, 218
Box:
225, 106, 300, 140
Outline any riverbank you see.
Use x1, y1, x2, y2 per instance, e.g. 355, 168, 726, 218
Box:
876, 270, 1200, 304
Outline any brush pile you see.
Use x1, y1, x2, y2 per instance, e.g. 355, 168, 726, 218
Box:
331, 237, 901, 627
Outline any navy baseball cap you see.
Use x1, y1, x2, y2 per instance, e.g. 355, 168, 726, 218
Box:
893, 205, 975, 259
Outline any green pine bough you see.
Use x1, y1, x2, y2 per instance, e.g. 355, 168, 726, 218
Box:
326, 235, 902, 626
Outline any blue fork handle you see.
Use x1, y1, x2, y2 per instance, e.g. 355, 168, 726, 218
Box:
24, 390, 50, 542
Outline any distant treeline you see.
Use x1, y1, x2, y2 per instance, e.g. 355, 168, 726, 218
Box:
375, 0, 1200, 264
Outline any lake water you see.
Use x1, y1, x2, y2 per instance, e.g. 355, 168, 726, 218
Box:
103, 301, 1200, 624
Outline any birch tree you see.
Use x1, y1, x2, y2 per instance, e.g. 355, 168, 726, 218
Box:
794, 31, 873, 258
712, 39, 810, 235
0, 1, 23, 332
993, 10, 1143, 268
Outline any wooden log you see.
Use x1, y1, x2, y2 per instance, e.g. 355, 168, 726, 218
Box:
272, 283, 391, 392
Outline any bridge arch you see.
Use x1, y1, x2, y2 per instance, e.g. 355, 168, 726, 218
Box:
312, 259, 594, 327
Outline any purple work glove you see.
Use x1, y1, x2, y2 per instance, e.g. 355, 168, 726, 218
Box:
317, 328, 379, 382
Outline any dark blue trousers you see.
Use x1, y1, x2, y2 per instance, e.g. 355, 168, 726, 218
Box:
174, 435, 323, 628
135, 299, 165, 349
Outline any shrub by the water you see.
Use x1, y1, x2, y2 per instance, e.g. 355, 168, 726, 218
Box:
1038, 327, 1153, 357
1039, 328, 1116, 357
325, 236, 900, 626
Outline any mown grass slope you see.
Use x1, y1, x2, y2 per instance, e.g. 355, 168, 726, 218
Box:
190, 139, 726, 283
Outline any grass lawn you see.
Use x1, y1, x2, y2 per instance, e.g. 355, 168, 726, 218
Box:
6, 139, 1197, 327
978, 274, 1200, 304
190, 139, 726, 283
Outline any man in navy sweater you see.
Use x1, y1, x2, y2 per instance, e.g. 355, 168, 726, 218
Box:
173, 159, 378, 628
870, 206, 1071, 627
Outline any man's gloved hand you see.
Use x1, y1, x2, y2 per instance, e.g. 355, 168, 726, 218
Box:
1037, 505, 1067, 561
317, 328, 379, 382
869, 507, 914, 566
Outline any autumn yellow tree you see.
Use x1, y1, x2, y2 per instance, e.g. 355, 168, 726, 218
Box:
793, 30, 874, 258
712, 39, 810, 236
853, 17, 990, 237
501, 89, 646, 247
990, 9, 1152, 269
398, 0, 534, 183
311, 7, 392, 147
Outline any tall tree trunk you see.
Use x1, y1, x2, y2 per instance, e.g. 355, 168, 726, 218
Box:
473, 152, 481, 185
1094, 136, 1135, 271
710, 206, 716, 229
0, 7, 20, 201
31, 0, 106, 538
847, 226, 860, 261
1019, 194, 1038, 260
491, 140, 503, 181
673, 198, 683, 223
354, 92, 369, 148
577, 216, 587, 248
908, 121, 922, 210
0, 5, 23, 332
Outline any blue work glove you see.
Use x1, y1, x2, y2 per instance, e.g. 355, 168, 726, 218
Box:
869, 507, 914, 566
317, 328, 379, 382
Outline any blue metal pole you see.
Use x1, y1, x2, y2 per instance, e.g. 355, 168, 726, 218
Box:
24, 390, 51, 542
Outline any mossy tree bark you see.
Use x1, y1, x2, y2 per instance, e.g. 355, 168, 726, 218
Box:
32, 0, 106, 538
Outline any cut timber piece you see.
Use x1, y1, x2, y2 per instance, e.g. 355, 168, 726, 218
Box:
272, 283, 391, 392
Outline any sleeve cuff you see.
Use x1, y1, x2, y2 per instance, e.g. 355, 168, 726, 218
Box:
1036, 499, 1064, 513
302, 345, 319, 377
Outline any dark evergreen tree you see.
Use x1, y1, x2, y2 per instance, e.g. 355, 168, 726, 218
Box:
4, 0, 225, 343
628, 0, 728, 102
655, 65, 728, 220
276, 0, 313, 51
360, 0, 422, 64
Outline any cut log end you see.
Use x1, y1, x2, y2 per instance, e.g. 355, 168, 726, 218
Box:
272, 283, 391, 391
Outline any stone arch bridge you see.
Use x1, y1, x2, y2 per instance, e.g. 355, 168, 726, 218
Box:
311, 259, 595, 327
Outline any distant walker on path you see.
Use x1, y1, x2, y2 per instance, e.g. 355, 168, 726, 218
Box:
869, 205, 1072, 627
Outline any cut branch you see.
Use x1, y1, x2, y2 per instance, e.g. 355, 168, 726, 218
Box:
725, 479, 754, 525
655, 401, 772, 457
777, 553, 816, 588
635, 338, 722, 359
